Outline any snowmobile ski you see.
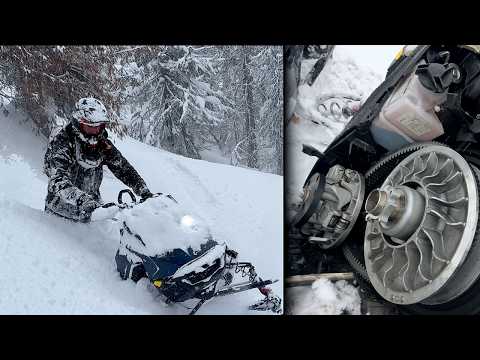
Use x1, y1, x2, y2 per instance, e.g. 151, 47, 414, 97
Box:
188, 279, 280, 315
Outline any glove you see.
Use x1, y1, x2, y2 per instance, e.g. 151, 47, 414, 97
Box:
79, 197, 101, 222
139, 188, 154, 202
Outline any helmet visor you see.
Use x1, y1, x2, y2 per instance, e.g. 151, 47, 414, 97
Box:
79, 120, 106, 136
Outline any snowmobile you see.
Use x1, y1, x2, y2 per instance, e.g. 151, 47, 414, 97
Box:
290, 45, 480, 314
97, 189, 282, 315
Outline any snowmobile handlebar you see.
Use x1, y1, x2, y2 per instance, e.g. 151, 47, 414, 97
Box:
118, 189, 137, 205
100, 189, 178, 210
98, 190, 138, 210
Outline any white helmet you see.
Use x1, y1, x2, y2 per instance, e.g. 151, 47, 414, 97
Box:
72, 97, 109, 125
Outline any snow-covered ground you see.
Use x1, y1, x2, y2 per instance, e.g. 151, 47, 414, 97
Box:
198, 147, 231, 165
287, 279, 361, 315
0, 106, 283, 315
286, 46, 396, 315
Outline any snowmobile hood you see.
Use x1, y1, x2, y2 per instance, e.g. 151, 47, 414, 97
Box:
96, 195, 214, 257
172, 243, 226, 279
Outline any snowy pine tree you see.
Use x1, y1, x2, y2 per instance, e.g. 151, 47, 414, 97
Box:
0, 45, 283, 175
0, 46, 126, 138
219, 46, 283, 174
121, 46, 231, 159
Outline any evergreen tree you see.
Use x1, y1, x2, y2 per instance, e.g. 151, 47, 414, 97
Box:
0, 46, 126, 138
123, 46, 230, 159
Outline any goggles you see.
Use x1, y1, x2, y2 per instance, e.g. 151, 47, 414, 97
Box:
78, 119, 106, 136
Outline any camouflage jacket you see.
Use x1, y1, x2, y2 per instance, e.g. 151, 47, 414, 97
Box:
44, 122, 150, 221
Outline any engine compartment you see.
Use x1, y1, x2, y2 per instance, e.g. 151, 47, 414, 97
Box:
289, 45, 480, 314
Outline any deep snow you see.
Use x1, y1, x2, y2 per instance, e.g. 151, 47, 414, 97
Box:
286, 46, 390, 315
0, 106, 283, 315
287, 279, 361, 315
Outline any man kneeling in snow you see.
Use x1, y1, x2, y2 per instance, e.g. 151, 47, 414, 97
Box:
44, 97, 153, 223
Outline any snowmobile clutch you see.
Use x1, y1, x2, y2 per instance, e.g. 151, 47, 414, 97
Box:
364, 145, 480, 306
292, 165, 365, 250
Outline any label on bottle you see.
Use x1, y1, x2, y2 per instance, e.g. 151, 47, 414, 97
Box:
398, 114, 432, 137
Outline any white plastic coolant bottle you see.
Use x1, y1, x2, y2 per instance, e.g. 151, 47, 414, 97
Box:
371, 67, 447, 151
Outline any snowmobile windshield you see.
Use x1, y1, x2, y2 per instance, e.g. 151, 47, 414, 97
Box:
79, 120, 106, 136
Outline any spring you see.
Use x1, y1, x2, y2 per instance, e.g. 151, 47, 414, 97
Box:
226, 255, 258, 283
317, 94, 362, 121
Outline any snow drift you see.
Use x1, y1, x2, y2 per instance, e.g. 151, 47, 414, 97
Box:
92, 195, 213, 257
0, 105, 283, 314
